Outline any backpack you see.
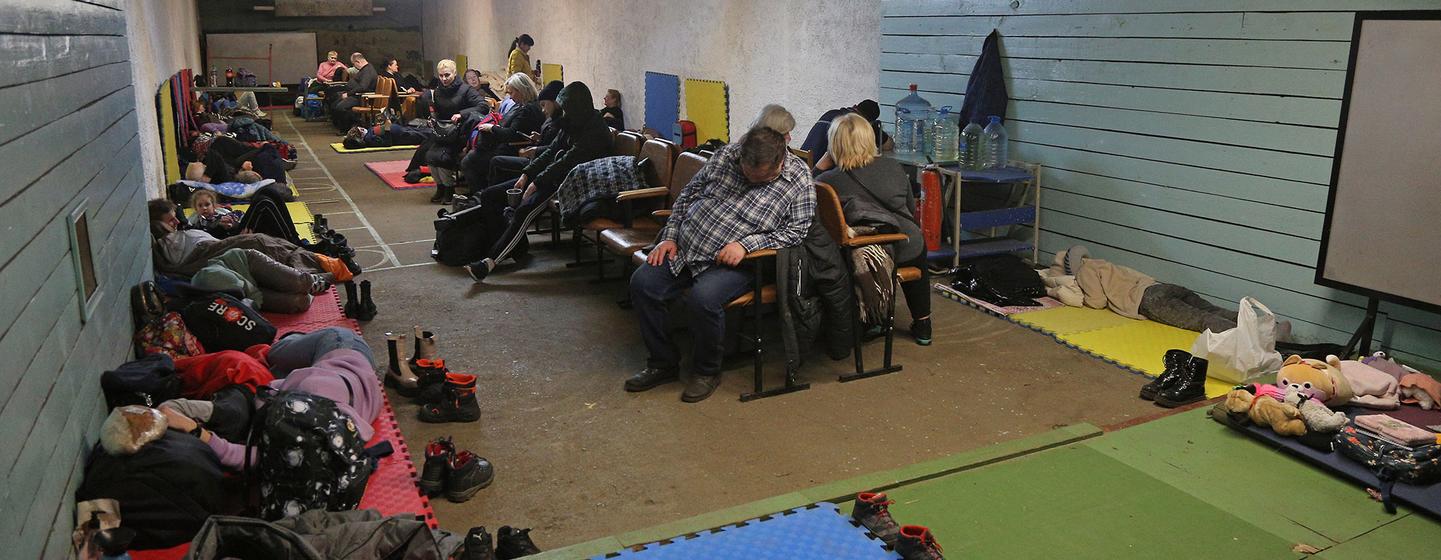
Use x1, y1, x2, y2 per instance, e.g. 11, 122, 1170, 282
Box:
181, 293, 277, 352
431, 204, 491, 266
247, 390, 386, 520
75, 431, 226, 549
1334, 425, 1441, 513
135, 311, 207, 359
101, 353, 182, 409
676, 120, 697, 148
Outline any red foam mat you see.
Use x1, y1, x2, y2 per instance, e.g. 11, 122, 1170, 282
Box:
132, 286, 434, 560
365, 159, 432, 190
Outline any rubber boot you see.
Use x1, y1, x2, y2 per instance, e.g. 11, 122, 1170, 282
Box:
385, 332, 422, 397
1155, 356, 1209, 408
895, 525, 944, 559
418, 436, 454, 497
355, 280, 377, 321
1140, 349, 1192, 401
418, 372, 480, 423
851, 492, 901, 547
343, 281, 361, 318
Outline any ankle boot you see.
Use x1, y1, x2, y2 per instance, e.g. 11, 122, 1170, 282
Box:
1140, 349, 1192, 401
419, 372, 480, 423
444, 450, 495, 503
410, 326, 438, 364
431, 184, 453, 204
418, 436, 455, 497
354, 280, 377, 320
411, 359, 450, 403
1155, 356, 1209, 408
895, 525, 944, 559
495, 526, 541, 559
385, 332, 422, 397
851, 492, 901, 547
343, 281, 361, 318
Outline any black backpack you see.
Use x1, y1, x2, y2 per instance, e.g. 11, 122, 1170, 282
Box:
101, 353, 182, 409
75, 431, 226, 549
181, 293, 277, 352
246, 390, 387, 520
431, 204, 491, 266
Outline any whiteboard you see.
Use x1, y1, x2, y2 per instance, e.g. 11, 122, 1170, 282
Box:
1316, 13, 1441, 313
205, 32, 318, 85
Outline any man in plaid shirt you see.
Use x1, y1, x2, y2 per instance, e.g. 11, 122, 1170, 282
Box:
626, 127, 815, 403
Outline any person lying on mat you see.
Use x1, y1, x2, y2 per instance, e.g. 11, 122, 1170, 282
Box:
158, 328, 380, 469
149, 199, 357, 282
625, 127, 815, 403
463, 81, 615, 282
189, 134, 291, 191
190, 248, 335, 313
454, 73, 546, 201
815, 113, 932, 345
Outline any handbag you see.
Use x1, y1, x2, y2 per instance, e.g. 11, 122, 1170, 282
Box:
1190, 296, 1284, 384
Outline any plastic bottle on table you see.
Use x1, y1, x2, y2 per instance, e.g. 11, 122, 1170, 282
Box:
209, 67, 218, 87
980, 115, 1009, 169
930, 106, 959, 162
959, 120, 984, 170
893, 83, 933, 155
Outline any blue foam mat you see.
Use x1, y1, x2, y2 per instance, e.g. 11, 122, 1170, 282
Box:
644, 72, 680, 140
593, 503, 898, 559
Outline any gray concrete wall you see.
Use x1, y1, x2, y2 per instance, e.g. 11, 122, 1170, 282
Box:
422, 0, 880, 144
1, 0, 157, 556
200, 0, 425, 81
127, 0, 201, 197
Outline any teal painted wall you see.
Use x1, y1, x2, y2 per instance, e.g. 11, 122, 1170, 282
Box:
0, 0, 154, 556
881, 0, 1441, 368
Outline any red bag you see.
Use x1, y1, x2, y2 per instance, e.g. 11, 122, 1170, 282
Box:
135, 312, 206, 360
676, 120, 697, 148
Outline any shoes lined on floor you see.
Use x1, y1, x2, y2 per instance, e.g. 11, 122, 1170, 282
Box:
418, 437, 494, 503
851, 493, 945, 559
1142, 349, 1210, 408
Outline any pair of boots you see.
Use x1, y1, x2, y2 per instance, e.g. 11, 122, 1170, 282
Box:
385, 328, 480, 422
305, 215, 363, 276
455, 525, 541, 560
343, 281, 377, 321
419, 436, 494, 503
852, 493, 945, 559
1139, 349, 1210, 408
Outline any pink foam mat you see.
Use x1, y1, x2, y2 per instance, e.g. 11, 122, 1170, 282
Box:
132, 285, 434, 559
365, 159, 432, 190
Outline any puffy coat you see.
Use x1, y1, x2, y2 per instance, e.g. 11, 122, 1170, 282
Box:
777, 221, 854, 373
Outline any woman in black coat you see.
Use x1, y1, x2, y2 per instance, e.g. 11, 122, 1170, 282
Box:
456, 73, 545, 200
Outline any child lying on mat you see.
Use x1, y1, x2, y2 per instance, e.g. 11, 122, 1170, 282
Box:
187, 189, 244, 238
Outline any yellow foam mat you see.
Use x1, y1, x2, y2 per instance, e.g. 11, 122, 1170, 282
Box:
158, 80, 180, 185
328, 142, 420, 153
541, 63, 563, 84
683, 78, 730, 143
1010, 306, 1231, 398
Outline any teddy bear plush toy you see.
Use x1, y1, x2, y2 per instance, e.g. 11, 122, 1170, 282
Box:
1219, 384, 1307, 437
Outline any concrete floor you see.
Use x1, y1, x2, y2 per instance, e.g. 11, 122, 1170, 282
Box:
277, 114, 1163, 549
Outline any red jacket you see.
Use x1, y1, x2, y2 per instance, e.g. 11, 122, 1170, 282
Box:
174, 350, 274, 398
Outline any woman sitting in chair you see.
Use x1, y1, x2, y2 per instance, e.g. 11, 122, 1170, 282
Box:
454, 72, 546, 201
815, 113, 932, 345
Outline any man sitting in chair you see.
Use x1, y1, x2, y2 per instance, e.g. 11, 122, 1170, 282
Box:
626, 127, 815, 403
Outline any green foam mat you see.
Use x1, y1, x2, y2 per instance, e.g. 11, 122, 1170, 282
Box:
1313, 514, 1441, 558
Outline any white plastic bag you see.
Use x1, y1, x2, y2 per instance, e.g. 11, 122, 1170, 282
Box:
1190, 296, 1284, 384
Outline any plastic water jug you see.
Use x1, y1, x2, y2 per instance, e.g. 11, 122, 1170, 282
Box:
930, 106, 959, 162
980, 115, 1009, 169
959, 121, 984, 170
893, 84, 933, 155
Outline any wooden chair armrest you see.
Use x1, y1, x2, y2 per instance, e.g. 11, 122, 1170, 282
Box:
616, 187, 668, 203
743, 249, 777, 260
843, 233, 910, 247
360, 93, 387, 99
652, 209, 672, 218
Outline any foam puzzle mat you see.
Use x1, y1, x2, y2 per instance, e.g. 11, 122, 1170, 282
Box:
365, 159, 432, 190
592, 503, 897, 560
329, 142, 421, 153
683, 78, 730, 143
644, 72, 680, 140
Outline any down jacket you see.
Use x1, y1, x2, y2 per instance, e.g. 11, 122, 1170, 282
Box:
776, 221, 854, 374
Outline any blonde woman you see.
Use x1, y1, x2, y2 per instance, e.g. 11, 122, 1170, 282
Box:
815, 113, 933, 345
459, 72, 547, 195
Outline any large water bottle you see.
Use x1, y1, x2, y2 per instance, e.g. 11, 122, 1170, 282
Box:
959, 120, 984, 170
893, 83, 933, 155
930, 106, 959, 162
980, 115, 1009, 169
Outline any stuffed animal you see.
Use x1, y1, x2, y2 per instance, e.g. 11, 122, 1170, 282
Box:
1283, 388, 1348, 433
1277, 355, 1344, 403
1220, 384, 1307, 437
1399, 373, 1441, 410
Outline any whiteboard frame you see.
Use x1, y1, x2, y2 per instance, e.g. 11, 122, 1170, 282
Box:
1315, 10, 1441, 315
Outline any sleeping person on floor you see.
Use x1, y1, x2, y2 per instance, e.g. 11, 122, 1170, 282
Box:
150, 198, 359, 283
1038, 245, 1290, 337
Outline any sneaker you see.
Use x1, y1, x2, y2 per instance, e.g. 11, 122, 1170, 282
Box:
623, 367, 679, 392
851, 492, 901, 547
464, 259, 495, 283
895, 525, 945, 559
911, 318, 932, 346
495, 526, 541, 559
307, 273, 333, 295
680, 374, 722, 403
444, 450, 495, 503
418, 437, 454, 497
457, 526, 497, 560
419, 372, 481, 423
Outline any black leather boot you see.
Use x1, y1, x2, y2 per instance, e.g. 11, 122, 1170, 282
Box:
355, 280, 377, 321
342, 281, 361, 318
1155, 356, 1209, 408
1139, 349, 1192, 400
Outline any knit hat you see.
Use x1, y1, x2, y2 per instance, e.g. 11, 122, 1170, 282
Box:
1063, 245, 1089, 275
538, 80, 564, 102
855, 99, 881, 122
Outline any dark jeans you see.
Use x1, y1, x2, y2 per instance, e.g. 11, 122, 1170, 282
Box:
268, 327, 375, 378
1138, 283, 1238, 333
470, 177, 559, 264
461, 147, 500, 190
630, 261, 751, 376
898, 255, 931, 320
332, 96, 362, 130
488, 155, 529, 185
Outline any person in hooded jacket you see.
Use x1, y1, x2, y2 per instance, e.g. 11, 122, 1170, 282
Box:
464, 81, 614, 282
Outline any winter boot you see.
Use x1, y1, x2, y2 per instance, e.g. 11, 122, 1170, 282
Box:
1140, 349, 1192, 401
354, 280, 377, 321
411, 359, 449, 403
444, 450, 495, 503
385, 332, 422, 397
343, 281, 362, 318
1155, 356, 1209, 408
419, 372, 480, 423
495, 526, 541, 559
418, 436, 454, 497
895, 525, 945, 560
851, 492, 901, 547
457, 526, 497, 560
